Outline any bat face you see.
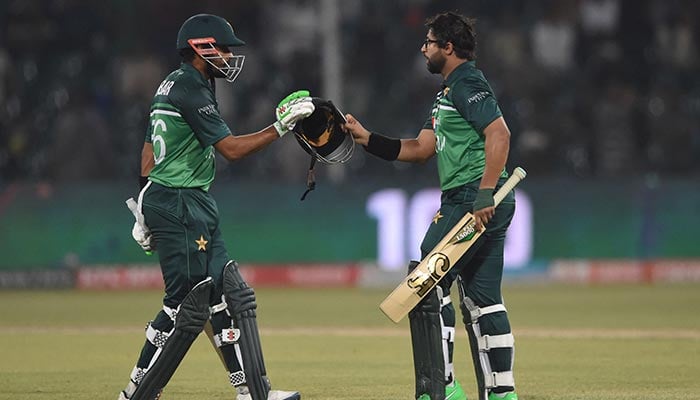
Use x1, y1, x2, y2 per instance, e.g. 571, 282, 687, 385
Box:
380, 213, 486, 322
405, 214, 480, 298
407, 252, 451, 297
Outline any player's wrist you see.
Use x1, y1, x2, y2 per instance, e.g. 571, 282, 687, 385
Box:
473, 188, 495, 212
364, 131, 400, 161
273, 120, 288, 137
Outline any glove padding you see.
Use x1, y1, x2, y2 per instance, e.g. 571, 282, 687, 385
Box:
126, 197, 154, 253
273, 90, 315, 136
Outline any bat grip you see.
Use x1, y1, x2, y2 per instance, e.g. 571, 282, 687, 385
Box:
493, 167, 527, 206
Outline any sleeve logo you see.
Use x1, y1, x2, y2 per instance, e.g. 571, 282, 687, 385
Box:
198, 104, 217, 115
467, 91, 490, 104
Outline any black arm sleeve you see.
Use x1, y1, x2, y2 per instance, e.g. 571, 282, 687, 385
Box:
364, 132, 401, 161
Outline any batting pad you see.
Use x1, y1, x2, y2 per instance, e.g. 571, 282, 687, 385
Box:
224, 261, 270, 400
408, 261, 446, 400
131, 277, 213, 400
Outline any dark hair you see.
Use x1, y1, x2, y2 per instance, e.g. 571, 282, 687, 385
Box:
179, 47, 196, 62
425, 11, 476, 60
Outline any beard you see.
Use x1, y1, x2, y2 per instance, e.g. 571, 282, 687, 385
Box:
426, 55, 445, 74
207, 63, 226, 79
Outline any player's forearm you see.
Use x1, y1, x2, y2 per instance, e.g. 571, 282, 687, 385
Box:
215, 128, 278, 161
396, 129, 436, 163
397, 138, 432, 163
141, 143, 155, 177
480, 128, 510, 189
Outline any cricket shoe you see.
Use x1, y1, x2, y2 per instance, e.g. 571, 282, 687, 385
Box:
415, 380, 466, 400
446, 379, 467, 400
236, 386, 300, 400
488, 392, 518, 400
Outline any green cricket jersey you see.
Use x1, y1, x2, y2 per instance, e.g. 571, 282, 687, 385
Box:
423, 61, 507, 190
145, 63, 231, 191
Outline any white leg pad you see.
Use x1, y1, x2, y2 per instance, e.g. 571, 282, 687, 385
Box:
463, 295, 515, 392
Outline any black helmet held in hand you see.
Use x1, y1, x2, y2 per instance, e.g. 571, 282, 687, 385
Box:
293, 97, 354, 164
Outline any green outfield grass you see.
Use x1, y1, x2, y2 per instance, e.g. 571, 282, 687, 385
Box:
1, 283, 699, 399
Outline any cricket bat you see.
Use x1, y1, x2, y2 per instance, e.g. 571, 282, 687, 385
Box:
379, 167, 527, 323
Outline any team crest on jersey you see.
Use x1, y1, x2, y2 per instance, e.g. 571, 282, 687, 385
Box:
195, 235, 208, 251
432, 116, 439, 130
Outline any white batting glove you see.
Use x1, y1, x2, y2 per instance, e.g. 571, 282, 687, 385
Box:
273, 90, 315, 136
126, 197, 154, 254
131, 221, 154, 252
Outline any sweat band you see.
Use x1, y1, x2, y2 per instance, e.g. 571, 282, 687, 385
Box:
364, 132, 401, 161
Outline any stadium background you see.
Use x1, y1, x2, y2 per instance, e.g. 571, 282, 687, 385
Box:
1, 0, 699, 288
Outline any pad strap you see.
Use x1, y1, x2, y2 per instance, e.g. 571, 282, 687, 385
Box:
163, 305, 177, 321
441, 294, 452, 307
130, 366, 147, 385
211, 300, 227, 315
146, 322, 170, 348
442, 326, 455, 340
229, 370, 246, 387
484, 371, 515, 388
464, 300, 507, 323
477, 333, 515, 351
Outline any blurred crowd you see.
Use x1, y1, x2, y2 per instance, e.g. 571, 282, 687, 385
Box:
1, 0, 699, 184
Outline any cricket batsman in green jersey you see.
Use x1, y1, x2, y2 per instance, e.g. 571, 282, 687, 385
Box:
119, 14, 313, 400
345, 12, 518, 400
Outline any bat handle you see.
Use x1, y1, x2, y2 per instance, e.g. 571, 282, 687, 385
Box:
493, 167, 527, 206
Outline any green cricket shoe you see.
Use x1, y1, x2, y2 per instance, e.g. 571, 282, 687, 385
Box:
446, 380, 467, 400
416, 380, 467, 400
488, 392, 518, 400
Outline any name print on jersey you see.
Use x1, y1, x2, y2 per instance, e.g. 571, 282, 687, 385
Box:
156, 80, 175, 96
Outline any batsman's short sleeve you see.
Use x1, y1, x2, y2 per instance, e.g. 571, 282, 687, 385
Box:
144, 123, 153, 143
422, 112, 434, 130
451, 78, 502, 133
175, 84, 231, 147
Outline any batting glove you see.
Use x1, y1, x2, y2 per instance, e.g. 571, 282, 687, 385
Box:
126, 197, 154, 254
273, 90, 315, 136
131, 221, 154, 252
